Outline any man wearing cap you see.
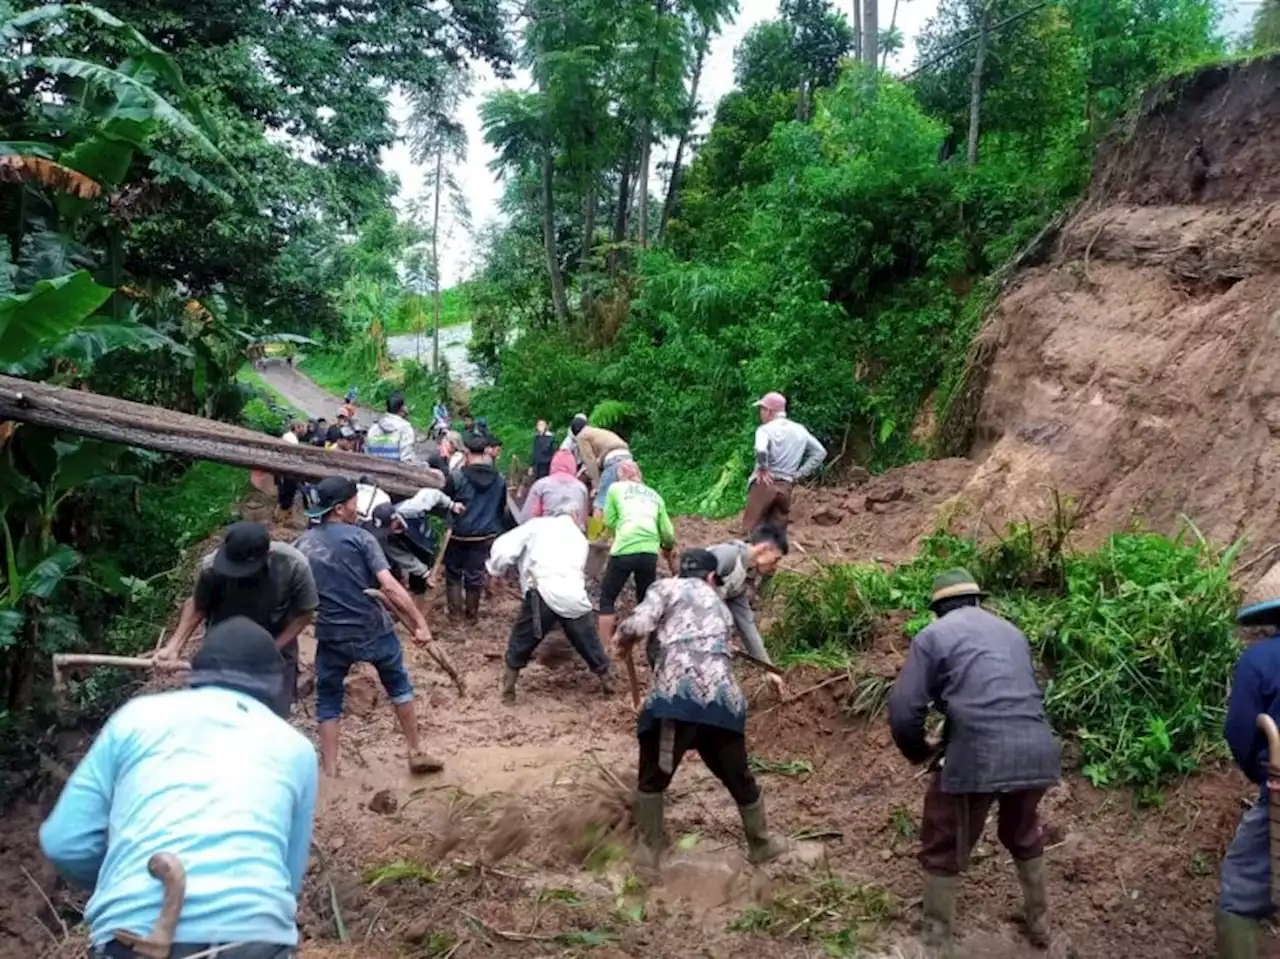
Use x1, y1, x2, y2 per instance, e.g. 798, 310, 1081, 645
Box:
41, 617, 317, 958
1215, 568, 1280, 958
568, 414, 632, 520
486, 502, 615, 703
616, 548, 788, 872
743, 392, 826, 537
368, 492, 465, 605
442, 433, 515, 622
296, 476, 442, 777
887, 569, 1061, 954
158, 522, 317, 716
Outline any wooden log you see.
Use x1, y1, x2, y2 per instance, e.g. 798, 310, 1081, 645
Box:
0, 374, 442, 498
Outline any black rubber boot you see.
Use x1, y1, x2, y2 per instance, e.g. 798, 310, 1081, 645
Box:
464, 588, 481, 622
501, 666, 519, 704
633, 791, 664, 872
739, 796, 788, 865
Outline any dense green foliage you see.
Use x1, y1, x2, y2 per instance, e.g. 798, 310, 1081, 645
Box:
464, 0, 1223, 514
769, 515, 1242, 796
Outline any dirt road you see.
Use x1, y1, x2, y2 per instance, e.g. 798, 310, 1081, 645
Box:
1, 369, 1257, 959
257, 361, 377, 425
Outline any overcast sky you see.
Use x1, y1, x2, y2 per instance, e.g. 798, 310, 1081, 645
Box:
381, 0, 1256, 288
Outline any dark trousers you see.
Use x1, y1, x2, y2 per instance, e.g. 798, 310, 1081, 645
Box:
918, 773, 1047, 876
637, 720, 760, 806
278, 640, 298, 716
96, 944, 294, 959
505, 590, 610, 674
599, 552, 658, 615
741, 479, 794, 535
444, 536, 493, 590
275, 475, 299, 511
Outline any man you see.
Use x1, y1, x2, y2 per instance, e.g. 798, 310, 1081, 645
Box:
569, 414, 631, 518
525, 449, 589, 530
275, 419, 309, 523
376, 488, 465, 599
1216, 567, 1280, 958
617, 549, 788, 871
486, 502, 614, 703
707, 525, 788, 689
531, 419, 556, 480
366, 391, 416, 463
311, 417, 329, 448
41, 617, 317, 958
887, 569, 1061, 954
296, 476, 443, 777
443, 434, 514, 621
743, 392, 826, 536
598, 460, 676, 654
158, 522, 316, 716
561, 413, 585, 469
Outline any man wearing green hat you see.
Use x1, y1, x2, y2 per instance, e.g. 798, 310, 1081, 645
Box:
887, 568, 1061, 955
1215, 568, 1280, 958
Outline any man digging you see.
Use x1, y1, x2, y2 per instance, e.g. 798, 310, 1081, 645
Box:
616, 548, 788, 872
485, 501, 615, 703
707, 523, 789, 695
887, 569, 1061, 955
158, 521, 316, 717
296, 476, 444, 777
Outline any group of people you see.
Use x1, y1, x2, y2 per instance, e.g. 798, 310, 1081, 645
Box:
45, 384, 1280, 959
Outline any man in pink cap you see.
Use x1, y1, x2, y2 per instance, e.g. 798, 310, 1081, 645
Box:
743, 391, 826, 537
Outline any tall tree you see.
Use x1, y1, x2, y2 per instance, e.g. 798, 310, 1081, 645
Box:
863, 0, 879, 66
408, 68, 472, 371
966, 0, 991, 165
660, 20, 712, 242
1255, 0, 1280, 48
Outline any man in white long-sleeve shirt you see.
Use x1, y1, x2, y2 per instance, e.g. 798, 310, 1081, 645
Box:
486, 503, 614, 703
742, 391, 826, 536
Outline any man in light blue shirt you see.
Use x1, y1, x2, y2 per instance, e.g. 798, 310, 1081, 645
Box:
40, 617, 318, 958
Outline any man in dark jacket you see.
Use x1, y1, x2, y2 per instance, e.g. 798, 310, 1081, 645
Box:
531, 419, 556, 480
887, 568, 1061, 955
444, 433, 514, 621
1216, 565, 1280, 959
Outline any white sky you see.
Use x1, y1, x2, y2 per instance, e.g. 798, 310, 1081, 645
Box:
381, 0, 1256, 287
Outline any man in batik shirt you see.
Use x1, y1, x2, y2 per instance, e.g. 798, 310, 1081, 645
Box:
615, 548, 787, 871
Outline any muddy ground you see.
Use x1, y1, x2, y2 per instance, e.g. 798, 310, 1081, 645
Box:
1, 464, 1272, 959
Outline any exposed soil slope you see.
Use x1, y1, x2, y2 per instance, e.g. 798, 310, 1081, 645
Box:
954, 57, 1280, 554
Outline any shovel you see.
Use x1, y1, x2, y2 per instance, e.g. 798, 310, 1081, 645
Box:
112, 852, 186, 959
364, 588, 466, 696
1258, 714, 1280, 902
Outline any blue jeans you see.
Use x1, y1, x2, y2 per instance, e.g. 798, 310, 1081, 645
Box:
315, 631, 414, 722
1220, 797, 1274, 918
593, 452, 633, 511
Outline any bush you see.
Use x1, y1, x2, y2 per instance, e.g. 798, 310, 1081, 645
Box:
768, 514, 1242, 795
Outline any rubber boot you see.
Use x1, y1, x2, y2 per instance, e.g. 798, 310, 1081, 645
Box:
921, 873, 958, 957
464, 588, 481, 622
597, 669, 616, 695
501, 666, 519, 704
1215, 911, 1259, 959
739, 796, 788, 865
446, 582, 463, 618
1015, 856, 1050, 947
633, 791, 664, 872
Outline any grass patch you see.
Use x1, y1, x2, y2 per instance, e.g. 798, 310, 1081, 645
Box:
362, 860, 439, 888
391, 285, 476, 334
730, 873, 895, 955
768, 503, 1242, 796
749, 756, 815, 777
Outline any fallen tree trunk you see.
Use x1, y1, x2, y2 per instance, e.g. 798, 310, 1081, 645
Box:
0, 375, 443, 498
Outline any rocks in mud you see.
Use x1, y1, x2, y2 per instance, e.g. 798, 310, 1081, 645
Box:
811, 506, 844, 527
864, 481, 906, 507
368, 789, 398, 815
846, 466, 872, 486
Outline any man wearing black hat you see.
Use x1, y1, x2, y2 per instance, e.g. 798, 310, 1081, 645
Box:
295, 476, 443, 777
41, 617, 318, 957
887, 568, 1061, 954
159, 522, 317, 716
442, 433, 515, 622
615, 548, 788, 872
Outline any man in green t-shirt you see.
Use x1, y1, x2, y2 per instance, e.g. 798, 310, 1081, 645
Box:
598, 460, 677, 652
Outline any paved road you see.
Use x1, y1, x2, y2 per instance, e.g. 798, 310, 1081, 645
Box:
256, 361, 377, 427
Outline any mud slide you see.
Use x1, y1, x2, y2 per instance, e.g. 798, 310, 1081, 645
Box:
949, 57, 1280, 561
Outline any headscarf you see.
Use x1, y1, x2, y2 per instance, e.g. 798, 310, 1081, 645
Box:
550, 449, 577, 478
617, 459, 643, 483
